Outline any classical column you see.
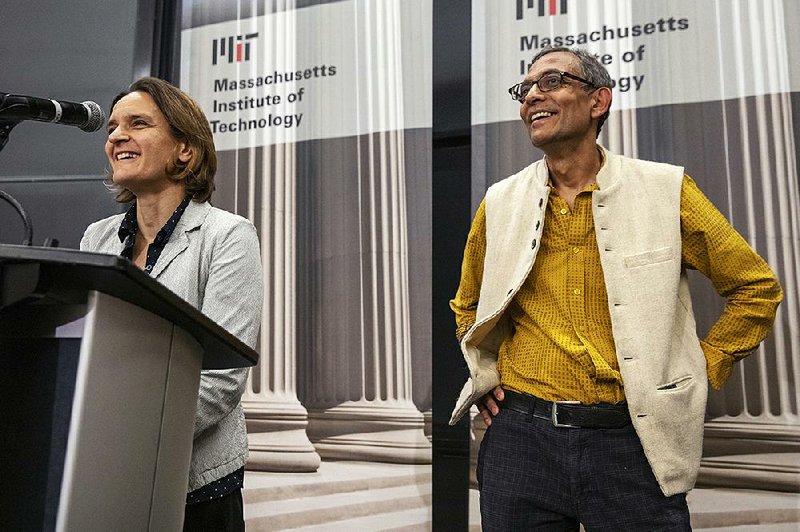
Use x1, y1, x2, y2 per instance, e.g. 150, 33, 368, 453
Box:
406, 129, 433, 443
291, 0, 430, 464
600, 108, 638, 160
297, 126, 430, 463
199, 0, 317, 473
237, 138, 320, 472
698, 90, 800, 491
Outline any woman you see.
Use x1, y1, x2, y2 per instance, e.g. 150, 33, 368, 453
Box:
81, 77, 262, 531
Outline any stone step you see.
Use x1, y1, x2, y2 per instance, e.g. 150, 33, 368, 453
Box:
244, 462, 431, 530
288, 507, 431, 531
688, 488, 800, 530
245, 461, 431, 503
246, 483, 431, 530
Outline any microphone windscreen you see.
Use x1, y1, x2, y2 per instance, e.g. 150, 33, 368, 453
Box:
81, 101, 105, 132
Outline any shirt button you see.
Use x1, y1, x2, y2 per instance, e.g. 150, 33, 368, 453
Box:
573, 247, 580, 254
573, 288, 581, 295
560, 208, 568, 215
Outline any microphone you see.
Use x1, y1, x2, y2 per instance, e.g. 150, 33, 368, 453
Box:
0, 92, 105, 132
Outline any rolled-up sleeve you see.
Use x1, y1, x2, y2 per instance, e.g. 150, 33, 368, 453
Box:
680, 175, 783, 389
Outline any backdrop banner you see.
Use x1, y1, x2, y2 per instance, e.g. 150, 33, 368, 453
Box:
472, 0, 800, 125
180, 0, 433, 479
181, 0, 430, 150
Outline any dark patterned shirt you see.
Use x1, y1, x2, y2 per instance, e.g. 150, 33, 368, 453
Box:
186, 467, 245, 505
118, 195, 193, 275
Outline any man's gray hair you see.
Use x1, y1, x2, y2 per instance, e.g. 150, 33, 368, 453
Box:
531, 47, 612, 137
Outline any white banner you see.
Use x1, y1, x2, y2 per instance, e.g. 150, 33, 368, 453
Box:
472, 0, 800, 125
180, 0, 431, 150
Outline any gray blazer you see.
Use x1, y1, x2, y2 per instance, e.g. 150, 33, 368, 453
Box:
81, 200, 263, 491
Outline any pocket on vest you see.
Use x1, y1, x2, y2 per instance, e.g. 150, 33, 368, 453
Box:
656, 374, 693, 391
623, 246, 674, 268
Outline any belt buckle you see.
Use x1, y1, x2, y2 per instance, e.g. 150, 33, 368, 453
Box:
551, 400, 580, 428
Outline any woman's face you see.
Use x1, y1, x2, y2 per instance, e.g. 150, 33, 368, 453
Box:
105, 91, 191, 196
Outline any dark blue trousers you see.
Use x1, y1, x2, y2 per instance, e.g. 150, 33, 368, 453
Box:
477, 407, 691, 531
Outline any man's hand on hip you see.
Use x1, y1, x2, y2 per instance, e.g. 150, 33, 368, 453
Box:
478, 386, 504, 427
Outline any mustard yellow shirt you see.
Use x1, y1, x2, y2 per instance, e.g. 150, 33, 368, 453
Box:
450, 175, 783, 403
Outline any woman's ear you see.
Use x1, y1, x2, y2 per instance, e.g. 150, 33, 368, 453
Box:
177, 142, 193, 164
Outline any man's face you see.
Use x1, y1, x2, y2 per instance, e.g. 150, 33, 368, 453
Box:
518, 51, 599, 150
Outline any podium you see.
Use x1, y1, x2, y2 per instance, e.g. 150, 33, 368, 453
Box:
0, 245, 259, 531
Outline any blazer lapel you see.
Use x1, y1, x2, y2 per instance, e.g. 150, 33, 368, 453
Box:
150, 200, 210, 279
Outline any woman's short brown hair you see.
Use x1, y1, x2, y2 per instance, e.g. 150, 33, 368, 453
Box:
106, 77, 217, 203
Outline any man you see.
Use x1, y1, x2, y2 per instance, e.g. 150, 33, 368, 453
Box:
449, 47, 782, 530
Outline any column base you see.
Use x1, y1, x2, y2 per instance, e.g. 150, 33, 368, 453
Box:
699, 418, 800, 492
244, 397, 321, 472
423, 409, 432, 442
697, 453, 800, 492
307, 400, 432, 464
703, 418, 800, 456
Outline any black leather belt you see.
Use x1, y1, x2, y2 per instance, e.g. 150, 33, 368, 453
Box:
500, 389, 631, 429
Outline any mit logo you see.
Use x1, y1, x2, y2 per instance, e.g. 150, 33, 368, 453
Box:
212, 33, 259, 65
517, 0, 568, 20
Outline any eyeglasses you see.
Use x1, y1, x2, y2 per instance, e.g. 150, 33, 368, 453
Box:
508, 71, 595, 102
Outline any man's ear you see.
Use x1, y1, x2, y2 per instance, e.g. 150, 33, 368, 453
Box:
591, 87, 612, 120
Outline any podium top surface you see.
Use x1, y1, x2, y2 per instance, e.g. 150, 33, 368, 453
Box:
0, 244, 258, 369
